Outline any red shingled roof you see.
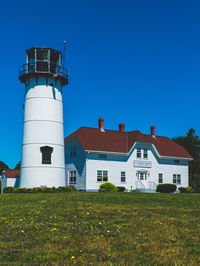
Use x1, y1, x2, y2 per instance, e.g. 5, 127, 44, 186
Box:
4, 169, 20, 178
65, 127, 192, 159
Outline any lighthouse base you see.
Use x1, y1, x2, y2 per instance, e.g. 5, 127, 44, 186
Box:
19, 167, 66, 188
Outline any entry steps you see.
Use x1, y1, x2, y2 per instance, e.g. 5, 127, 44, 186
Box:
136, 188, 156, 193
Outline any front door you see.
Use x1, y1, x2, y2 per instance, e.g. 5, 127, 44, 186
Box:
138, 171, 148, 188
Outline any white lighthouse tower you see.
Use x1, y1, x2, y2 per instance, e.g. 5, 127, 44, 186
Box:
19, 47, 68, 188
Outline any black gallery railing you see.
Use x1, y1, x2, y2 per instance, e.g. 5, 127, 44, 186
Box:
19, 62, 68, 80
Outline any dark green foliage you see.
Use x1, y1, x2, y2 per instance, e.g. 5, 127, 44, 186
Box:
3, 186, 14, 193
14, 161, 21, 169
99, 182, 118, 192
0, 161, 8, 175
173, 128, 200, 191
3, 186, 77, 193
179, 187, 194, 193
130, 189, 137, 193
178, 187, 187, 193
156, 184, 177, 193
117, 186, 126, 192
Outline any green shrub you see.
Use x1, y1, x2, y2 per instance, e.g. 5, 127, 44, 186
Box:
31, 187, 41, 193
99, 182, 118, 192
178, 187, 187, 193
57, 186, 66, 192
186, 187, 194, 193
3, 186, 77, 193
156, 184, 177, 193
179, 187, 194, 193
130, 189, 137, 193
65, 186, 77, 192
117, 186, 126, 192
3, 186, 14, 193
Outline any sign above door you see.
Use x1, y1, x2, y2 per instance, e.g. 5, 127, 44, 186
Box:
133, 160, 152, 168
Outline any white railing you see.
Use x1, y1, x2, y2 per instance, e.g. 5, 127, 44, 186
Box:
148, 181, 157, 191
136, 180, 145, 192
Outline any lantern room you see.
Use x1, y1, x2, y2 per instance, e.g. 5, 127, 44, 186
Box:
19, 47, 68, 85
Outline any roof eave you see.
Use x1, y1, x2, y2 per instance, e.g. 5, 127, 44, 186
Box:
85, 150, 128, 157
160, 155, 193, 161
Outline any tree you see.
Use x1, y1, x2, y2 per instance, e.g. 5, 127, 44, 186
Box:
0, 161, 9, 175
173, 128, 200, 191
14, 161, 21, 169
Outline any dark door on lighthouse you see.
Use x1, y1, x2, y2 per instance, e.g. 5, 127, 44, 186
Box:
40, 146, 53, 164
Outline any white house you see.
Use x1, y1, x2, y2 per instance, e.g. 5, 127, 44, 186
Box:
1, 169, 20, 189
65, 118, 192, 192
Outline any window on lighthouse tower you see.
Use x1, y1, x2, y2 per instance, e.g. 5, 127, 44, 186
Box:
40, 146, 53, 164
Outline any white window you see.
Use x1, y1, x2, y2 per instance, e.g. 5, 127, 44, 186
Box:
173, 174, 181, 185
70, 171, 76, 183
137, 171, 147, 181
137, 148, 141, 158
121, 171, 126, 182
158, 173, 163, 184
97, 170, 108, 182
140, 172, 144, 180
143, 149, 148, 159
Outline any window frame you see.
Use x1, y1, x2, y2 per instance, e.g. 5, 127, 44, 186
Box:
137, 148, 141, 158
143, 149, 148, 159
70, 146, 73, 157
173, 174, 181, 185
99, 154, 107, 159
158, 173, 163, 184
97, 170, 108, 182
70, 170, 76, 184
121, 171, 126, 183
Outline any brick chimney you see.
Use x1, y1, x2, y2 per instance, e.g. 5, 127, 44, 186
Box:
98, 118, 104, 132
151, 126, 155, 137
119, 124, 125, 133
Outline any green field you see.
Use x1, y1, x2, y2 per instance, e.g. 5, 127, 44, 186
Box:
0, 192, 200, 265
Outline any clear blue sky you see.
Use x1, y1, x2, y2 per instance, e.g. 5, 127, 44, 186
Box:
1, 0, 200, 168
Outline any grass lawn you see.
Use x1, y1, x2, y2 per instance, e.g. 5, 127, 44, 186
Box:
0, 192, 200, 265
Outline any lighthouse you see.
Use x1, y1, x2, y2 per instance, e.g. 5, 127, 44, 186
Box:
19, 47, 68, 188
